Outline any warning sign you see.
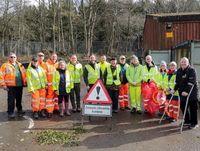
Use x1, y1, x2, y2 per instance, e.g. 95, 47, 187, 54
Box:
83, 80, 112, 104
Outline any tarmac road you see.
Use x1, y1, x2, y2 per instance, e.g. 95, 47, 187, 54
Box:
0, 87, 200, 151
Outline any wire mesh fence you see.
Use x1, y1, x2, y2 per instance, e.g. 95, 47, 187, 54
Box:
0, 40, 138, 57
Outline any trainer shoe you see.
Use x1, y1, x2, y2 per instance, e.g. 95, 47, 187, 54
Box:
189, 124, 199, 129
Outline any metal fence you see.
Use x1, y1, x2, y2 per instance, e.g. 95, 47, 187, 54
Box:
0, 40, 138, 57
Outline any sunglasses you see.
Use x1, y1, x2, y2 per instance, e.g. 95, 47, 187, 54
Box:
10, 56, 16, 58
120, 58, 125, 60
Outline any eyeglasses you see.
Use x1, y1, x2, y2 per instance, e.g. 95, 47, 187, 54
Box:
38, 55, 44, 57
10, 56, 16, 58
120, 58, 125, 60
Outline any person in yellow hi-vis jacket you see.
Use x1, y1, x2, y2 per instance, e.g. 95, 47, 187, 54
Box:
98, 55, 110, 82
156, 61, 168, 114
53, 60, 73, 117
142, 55, 159, 113
26, 56, 47, 119
67, 54, 83, 113
83, 54, 100, 91
104, 57, 121, 113
126, 55, 143, 114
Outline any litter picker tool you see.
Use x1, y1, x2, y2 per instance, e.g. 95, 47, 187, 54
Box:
180, 84, 194, 133
159, 93, 174, 124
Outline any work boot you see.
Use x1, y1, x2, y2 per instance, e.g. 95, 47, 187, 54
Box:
59, 103, 64, 117
76, 107, 81, 113
17, 110, 25, 117
125, 107, 131, 110
33, 112, 39, 119
120, 107, 125, 111
72, 108, 76, 113
130, 107, 136, 114
47, 113, 53, 118
40, 109, 46, 118
136, 110, 142, 115
65, 103, 71, 116
8, 113, 15, 119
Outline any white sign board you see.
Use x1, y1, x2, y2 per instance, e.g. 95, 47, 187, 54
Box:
82, 104, 112, 117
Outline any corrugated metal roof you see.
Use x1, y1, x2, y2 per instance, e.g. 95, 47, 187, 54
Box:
147, 12, 200, 22
149, 12, 200, 17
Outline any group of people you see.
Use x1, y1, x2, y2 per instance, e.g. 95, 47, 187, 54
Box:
0, 52, 198, 129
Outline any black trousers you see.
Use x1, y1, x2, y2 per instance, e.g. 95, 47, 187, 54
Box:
180, 96, 198, 125
70, 83, 81, 109
7, 86, 23, 115
108, 89, 119, 110
58, 94, 69, 104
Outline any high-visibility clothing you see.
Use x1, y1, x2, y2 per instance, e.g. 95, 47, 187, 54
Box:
31, 89, 46, 112
126, 64, 143, 110
46, 59, 59, 113
119, 83, 129, 108
126, 64, 143, 86
106, 65, 121, 86
0, 61, 26, 87
156, 71, 168, 90
142, 65, 158, 83
52, 70, 73, 94
118, 63, 129, 108
67, 62, 83, 84
85, 63, 100, 85
46, 59, 58, 86
165, 71, 180, 120
26, 66, 47, 92
98, 61, 110, 76
130, 86, 142, 110
38, 61, 48, 73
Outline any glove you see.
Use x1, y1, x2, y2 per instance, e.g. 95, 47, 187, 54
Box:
170, 89, 175, 94
182, 91, 188, 96
86, 86, 90, 90
132, 82, 137, 86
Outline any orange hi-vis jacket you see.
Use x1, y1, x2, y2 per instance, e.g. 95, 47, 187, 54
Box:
38, 61, 48, 73
0, 61, 26, 87
46, 59, 58, 86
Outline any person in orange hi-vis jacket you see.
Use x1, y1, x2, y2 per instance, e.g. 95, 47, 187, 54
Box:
45, 52, 58, 118
37, 52, 48, 73
0, 52, 26, 119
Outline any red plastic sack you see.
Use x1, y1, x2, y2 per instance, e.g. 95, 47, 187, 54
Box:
146, 99, 160, 115
141, 83, 152, 99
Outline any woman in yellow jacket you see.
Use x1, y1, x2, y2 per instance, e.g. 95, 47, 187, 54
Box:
53, 60, 73, 117
26, 56, 47, 119
156, 61, 168, 114
126, 55, 143, 114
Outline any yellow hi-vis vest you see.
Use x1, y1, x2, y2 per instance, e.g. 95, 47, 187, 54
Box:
156, 72, 168, 90
26, 66, 47, 92
167, 72, 179, 96
142, 65, 158, 82
98, 61, 110, 76
126, 64, 143, 86
106, 65, 121, 86
67, 62, 83, 84
52, 70, 73, 94
85, 63, 100, 85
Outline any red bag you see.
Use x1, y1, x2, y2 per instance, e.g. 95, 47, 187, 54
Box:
141, 83, 152, 99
